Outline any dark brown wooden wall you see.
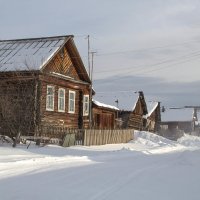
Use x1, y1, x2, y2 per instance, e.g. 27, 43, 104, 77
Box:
92, 107, 116, 129
38, 40, 91, 129
127, 99, 144, 130
39, 75, 90, 129
146, 104, 161, 132
43, 46, 80, 80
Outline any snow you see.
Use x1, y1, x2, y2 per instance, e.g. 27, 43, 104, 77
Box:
0, 36, 68, 71
51, 72, 75, 80
161, 108, 194, 122
1, 131, 200, 200
144, 101, 159, 118
94, 91, 139, 111
93, 99, 119, 110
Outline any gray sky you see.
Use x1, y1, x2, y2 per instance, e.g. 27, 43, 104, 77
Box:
1, 0, 200, 110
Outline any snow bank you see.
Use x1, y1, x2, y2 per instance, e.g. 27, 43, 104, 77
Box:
178, 134, 200, 147
1, 131, 200, 200
134, 130, 175, 146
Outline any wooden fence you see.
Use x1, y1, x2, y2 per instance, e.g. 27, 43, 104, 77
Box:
38, 125, 134, 147
83, 129, 134, 146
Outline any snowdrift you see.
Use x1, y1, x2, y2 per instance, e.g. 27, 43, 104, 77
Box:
1, 131, 200, 200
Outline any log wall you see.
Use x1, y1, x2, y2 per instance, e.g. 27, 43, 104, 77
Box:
39, 75, 90, 129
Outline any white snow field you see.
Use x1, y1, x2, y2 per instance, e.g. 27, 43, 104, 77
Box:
1, 131, 200, 200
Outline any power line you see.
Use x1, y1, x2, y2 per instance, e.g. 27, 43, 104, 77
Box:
96, 51, 200, 78
94, 51, 200, 84
73, 36, 200, 60
96, 39, 200, 56
94, 49, 200, 74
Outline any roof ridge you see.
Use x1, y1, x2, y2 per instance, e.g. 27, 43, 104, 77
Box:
0, 35, 74, 42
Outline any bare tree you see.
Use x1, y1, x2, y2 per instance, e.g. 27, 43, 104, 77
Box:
0, 63, 39, 147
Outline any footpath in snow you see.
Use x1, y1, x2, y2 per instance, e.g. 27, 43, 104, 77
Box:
0, 131, 200, 200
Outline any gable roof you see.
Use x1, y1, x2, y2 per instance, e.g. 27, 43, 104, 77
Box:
93, 99, 119, 111
94, 92, 142, 111
0, 35, 70, 71
144, 101, 159, 118
161, 108, 194, 122
0, 35, 90, 82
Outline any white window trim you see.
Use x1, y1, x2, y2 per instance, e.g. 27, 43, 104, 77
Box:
58, 88, 65, 112
68, 90, 76, 114
46, 85, 54, 111
83, 95, 89, 116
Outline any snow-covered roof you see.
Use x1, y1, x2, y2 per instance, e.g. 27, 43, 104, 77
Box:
0, 35, 71, 72
161, 108, 194, 122
144, 101, 159, 118
93, 100, 119, 111
51, 72, 75, 80
94, 92, 140, 111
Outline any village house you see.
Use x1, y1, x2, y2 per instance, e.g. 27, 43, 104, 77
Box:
143, 101, 161, 133
0, 35, 91, 137
0, 35, 163, 141
159, 107, 200, 140
92, 100, 119, 129
118, 91, 148, 130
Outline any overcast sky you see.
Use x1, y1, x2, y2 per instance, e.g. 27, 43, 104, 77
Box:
1, 0, 200, 111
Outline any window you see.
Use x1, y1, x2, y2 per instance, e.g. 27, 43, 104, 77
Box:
46, 85, 54, 111
58, 88, 65, 112
68, 90, 75, 113
83, 95, 89, 116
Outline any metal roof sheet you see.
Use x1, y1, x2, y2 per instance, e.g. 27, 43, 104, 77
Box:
161, 108, 194, 122
94, 92, 140, 111
0, 36, 71, 71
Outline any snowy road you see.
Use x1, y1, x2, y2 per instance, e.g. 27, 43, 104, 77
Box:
0, 131, 200, 200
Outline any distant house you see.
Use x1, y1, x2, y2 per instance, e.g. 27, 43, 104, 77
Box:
0, 35, 91, 137
143, 101, 161, 132
118, 91, 148, 130
92, 100, 119, 129
159, 108, 198, 139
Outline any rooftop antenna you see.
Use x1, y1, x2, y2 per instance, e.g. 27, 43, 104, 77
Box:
115, 99, 119, 108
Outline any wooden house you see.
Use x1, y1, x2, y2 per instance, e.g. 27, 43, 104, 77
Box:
118, 91, 148, 130
143, 101, 161, 132
92, 100, 119, 129
159, 108, 196, 140
0, 35, 91, 137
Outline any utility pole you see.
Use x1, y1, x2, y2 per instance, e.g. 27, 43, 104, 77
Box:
89, 51, 96, 128
87, 35, 90, 78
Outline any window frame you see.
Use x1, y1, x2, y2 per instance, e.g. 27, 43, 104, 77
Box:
46, 85, 54, 111
68, 90, 76, 114
58, 88, 65, 112
83, 95, 89, 116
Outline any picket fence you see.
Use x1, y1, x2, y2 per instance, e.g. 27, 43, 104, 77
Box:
35, 125, 134, 147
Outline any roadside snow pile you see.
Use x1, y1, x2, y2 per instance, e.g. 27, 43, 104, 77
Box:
134, 130, 175, 146
178, 134, 200, 147
1, 131, 200, 200
131, 131, 191, 154
0, 135, 13, 145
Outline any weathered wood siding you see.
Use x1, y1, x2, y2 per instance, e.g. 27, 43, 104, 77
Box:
84, 129, 134, 146
127, 99, 144, 130
119, 94, 147, 130
38, 40, 91, 129
39, 75, 90, 129
0, 37, 91, 137
145, 103, 161, 132
92, 107, 116, 129
43, 46, 80, 80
